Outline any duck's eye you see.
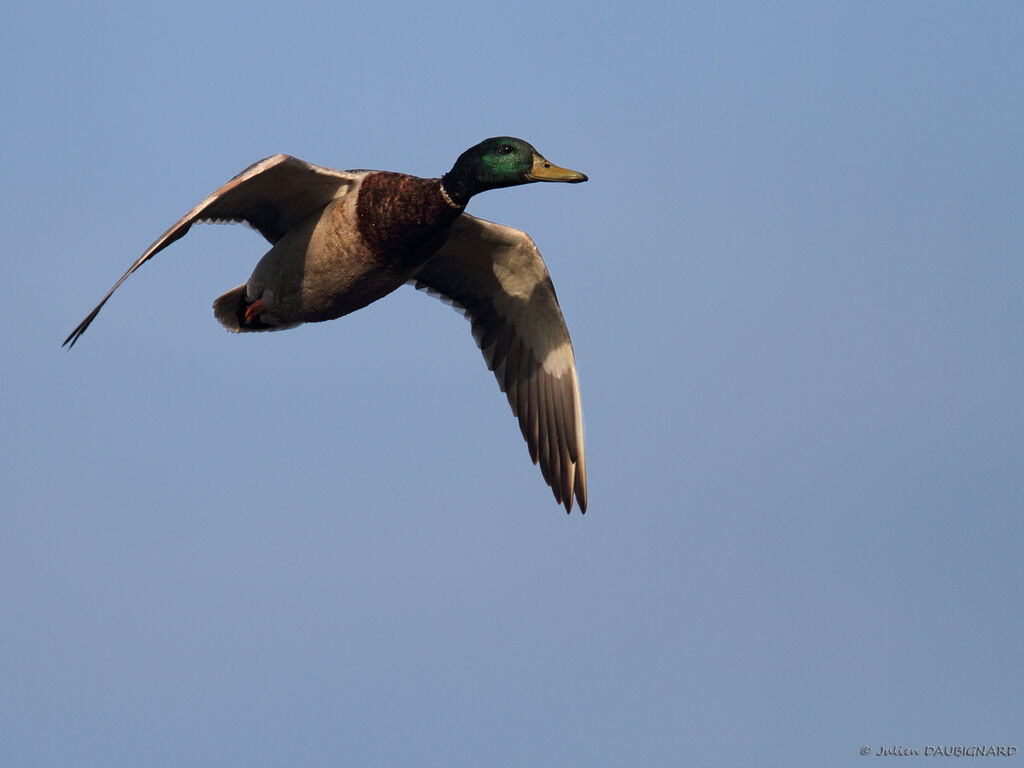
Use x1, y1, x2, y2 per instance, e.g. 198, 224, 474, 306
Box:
498, 144, 514, 155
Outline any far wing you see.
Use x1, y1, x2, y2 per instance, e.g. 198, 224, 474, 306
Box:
64, 154, 363, 347
411, 214, 587, 513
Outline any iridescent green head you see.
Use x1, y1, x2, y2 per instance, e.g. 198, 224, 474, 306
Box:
442, 137, 587, 206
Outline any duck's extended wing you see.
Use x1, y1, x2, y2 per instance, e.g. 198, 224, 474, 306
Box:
64, 154, 364, 348
411, 214, 587, 513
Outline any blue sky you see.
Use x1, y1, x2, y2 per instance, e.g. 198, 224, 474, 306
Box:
2, 2, 1021, 766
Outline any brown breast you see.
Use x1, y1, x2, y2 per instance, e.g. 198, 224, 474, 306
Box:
355, 171, 464, 269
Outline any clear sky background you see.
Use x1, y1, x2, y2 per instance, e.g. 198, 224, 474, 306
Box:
2, 2, 1021, 766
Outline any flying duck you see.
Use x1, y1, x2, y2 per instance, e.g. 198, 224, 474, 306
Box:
64, 137, 589, 512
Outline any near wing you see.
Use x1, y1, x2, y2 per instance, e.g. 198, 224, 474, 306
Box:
63, 154, 363, 347
411, 214, 587, 513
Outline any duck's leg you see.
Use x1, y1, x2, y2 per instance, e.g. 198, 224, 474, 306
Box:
213, 284, 301, 334
244, 298, 265, 325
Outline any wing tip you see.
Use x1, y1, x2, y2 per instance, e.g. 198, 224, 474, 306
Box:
62, 307, 102, 349
565, 468, 589, 514
575, 484, 588, 514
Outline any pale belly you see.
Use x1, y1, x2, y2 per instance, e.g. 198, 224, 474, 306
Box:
245, 200, 427, 326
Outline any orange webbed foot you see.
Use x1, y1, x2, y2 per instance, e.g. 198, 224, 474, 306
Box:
244, 298, 265, 325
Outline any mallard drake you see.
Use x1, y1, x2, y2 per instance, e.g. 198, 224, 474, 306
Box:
64, 137, 589, 512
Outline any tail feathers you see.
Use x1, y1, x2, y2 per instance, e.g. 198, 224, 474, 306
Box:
213, 284, 250, 332
213, 283, 297, 333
